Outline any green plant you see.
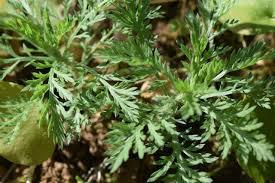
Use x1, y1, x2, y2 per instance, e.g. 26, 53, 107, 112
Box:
221, 0, 275, 35
0, 0, 275, 182
0, 0, 139, 165
0, 0, 120, 146
101, 0, 275, 182
0, 81, 54, 165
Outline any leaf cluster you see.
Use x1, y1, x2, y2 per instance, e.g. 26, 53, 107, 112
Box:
100, 0, 275, 182
0, 0, 275, 182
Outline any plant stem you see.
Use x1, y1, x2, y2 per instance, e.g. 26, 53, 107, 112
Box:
0, 164, 16, 183
26, 165, 36, 183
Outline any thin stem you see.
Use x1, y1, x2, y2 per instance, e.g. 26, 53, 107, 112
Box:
0, 164, 16, 183
26, 165, 36, 183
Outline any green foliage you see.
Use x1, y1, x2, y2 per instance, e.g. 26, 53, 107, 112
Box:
0, 81, 54, 166
245, 103, 275, 182
0, 0, 135, 147
0, 81, 30, 142
101, 0, 275, 182
110, 0, 162, 40
221, 0, 275, 35
0, 0, 275, 182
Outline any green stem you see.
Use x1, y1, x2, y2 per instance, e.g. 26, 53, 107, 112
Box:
26, 165, 36, 183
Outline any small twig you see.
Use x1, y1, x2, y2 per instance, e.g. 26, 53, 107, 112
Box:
0, 164, 16, 183
240, 35, 247, 48
26, 165, 36, 183
168, 52, 184, 62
